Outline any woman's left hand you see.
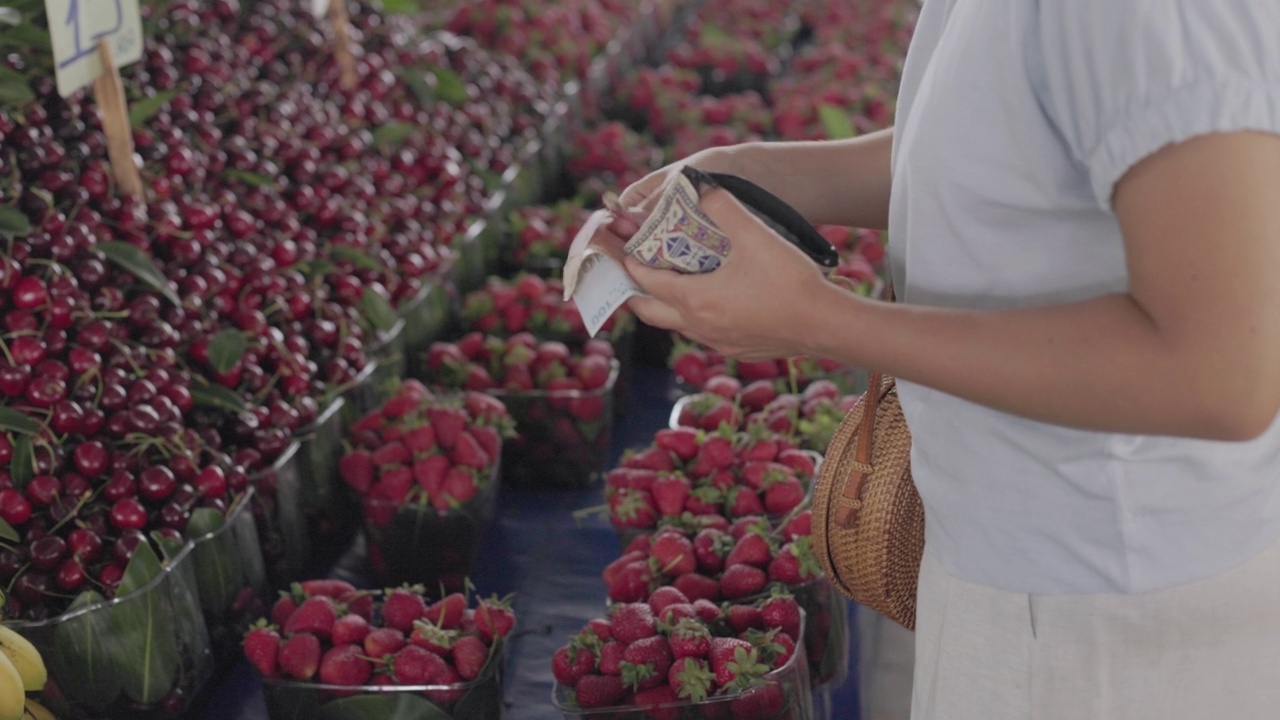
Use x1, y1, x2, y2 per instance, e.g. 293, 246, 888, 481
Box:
617, 187, 831, 360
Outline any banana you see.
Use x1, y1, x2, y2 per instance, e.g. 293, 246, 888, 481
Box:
0, 627, 44, 692
0, 652, 25, 720
22, 698, 55, 720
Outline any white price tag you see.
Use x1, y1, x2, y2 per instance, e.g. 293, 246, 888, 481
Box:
46, 0, 143, 97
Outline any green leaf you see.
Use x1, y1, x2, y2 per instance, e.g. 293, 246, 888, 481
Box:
315, 692, 452, 720
398, 67, 434, 106
330, 245, 382, 272
50, 591, 122, 711
149, 530, 186, 562
357, 288, 397, 332
0, 407, 37, 435
372, 121, 416, 149
817, 104, 856, 140
186, 508, 240, 614
0, 66, 31, 106
378, 0, 419, 14
293, 259, 336, 278
207, 329, 247, 374
429, 67, 469, 106
699, 23, 729, 46
96, 242, 181, 306
224, 168, 274, 187
9, 436, 31, 488
0, 517, 16, 543
189, 377, 248, 414
128, 89, 179, 128
0, 205, 31, 236
108, 542, 178, 705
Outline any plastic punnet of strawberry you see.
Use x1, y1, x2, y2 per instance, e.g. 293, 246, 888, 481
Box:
456, 272, 635, 348
549, 591, 813, 720
338, 380, 513, 588
671, 377, 862, 452
252, 583, 514, 720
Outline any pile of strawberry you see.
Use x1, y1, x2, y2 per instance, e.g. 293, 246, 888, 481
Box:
458, 272, 632, 343
338, 380, 514, 515
605, 427, 816, 534
566, 121, 665, 201
603, 512, 818, 604
245, 580, 513, 704
426, 333, 616, 410
503, 201, 594, 268
673, 377, 859, 452
669, 340, 854, 393
551, 590, 806, 716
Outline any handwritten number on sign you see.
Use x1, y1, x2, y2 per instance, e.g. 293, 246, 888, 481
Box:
59, 0, 124, 68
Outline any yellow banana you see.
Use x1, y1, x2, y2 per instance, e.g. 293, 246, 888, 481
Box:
22, 698, 55, 720
0, 627, 44, 692
0, 652, 25, 720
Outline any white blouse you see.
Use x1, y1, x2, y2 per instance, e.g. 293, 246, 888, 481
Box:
888, 0, 1280, 594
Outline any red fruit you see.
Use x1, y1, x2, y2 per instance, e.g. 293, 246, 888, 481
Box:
243, 625, 281, 678
708, 637, 767, 688
726, 533, 773, 569
672, 572, 722, 603
649, 533, 696, 577
668, 656, 715, 702
569, 394, 606, 422
284, 595, 338, 638
474, 597, 515, 642
339, 589, 375, 621
450, 431, 490, 470
381, 588, 426, 632
270, 594, 297, 627
574, 674, 626, 709
606, 559, 654, 603
381, 392, 420, 419
620, 635, 673, 691
734, 359, 780, 382
719, 564, 768, 600
424, 592, 467, 629
452, 634, 490, 680
653, 428, 700, 462
781, 510, 812, 541
646, 586, 690, 618
650, 474, 690, 517
672, 349, 710, 387
621, 446, 676, 472
598, 640, 625, 675
439, 467, 478, 507
468, 425, 502, 463
702, 375, 743, 398
768, 539, 822, 584
602, 549, 647, 589
371, 441, 410, 467
278, 632, 322, 680
763, 476, 806, 516
402, 425, 437, 455
690, 436, 735, 478
586, 618, 612, 641
760, 595, 803, 640
0, 489, 31, 526
12, 276, 49, 310
727, 604, 765, 633
428, 407, 468, 449
698, 400, 742, 432
319, 643, 372, 686
552, 644, 597, 686
668, 617, 712, 659
413, 453, 450, 495
363, 627, 407, 659
409, 620, 458, 656
739, 380, 779, 412
609, 602, 656, 644
776, 448, 816, 476
331, 613, 371, 646
575, 354, 612, 390
726, 487, 766, 518
299, 579, 357, 598
729, 682, 786, 717
392, 644, 449, 684
608, 489, 657, 529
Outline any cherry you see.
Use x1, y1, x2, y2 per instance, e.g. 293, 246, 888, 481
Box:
109, 497, 148, 530
138, 465, 177, 501
11, 276, 49, 310
127, 378, 158, 404
24, 475, 60, 507
168, 454, 197, 483
27, 535, 66, 570
73, 440, 108, 476
81, 407, 105, 436
66, 527, 103, 563
61, 471, 90, 498
163, 383, 193, 413
227, 467, 250, 493
98, 563, 124, 593
0, 548, 24, 582
53, 558, 85, 591
47, 296, 75, 330
3, 310, 37, 333
0, 488, 32, 525
24, 375, 66, 408
9, 336, 46, 366
102, 470, 137, 502
76, 319, 111, 351
67, 347, 102, 376
99, 382, 128, 411
49, 399, 85, 435
14, 571, 50, 604
113, 529, 146, 563
33, 359, 70, 384
0, 363, 29, 396
157, 502, 189, 531
194, 465, 227, 498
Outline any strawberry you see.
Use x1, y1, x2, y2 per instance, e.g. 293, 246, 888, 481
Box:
463, 391, 508, 424
650, 474, 691, 517
424, 592, 467, 629
708, 468, 738, 492
413, 453, 450, 495
569, 394, 606, 423
450, 430, 491, 470
734, 359, 780, 382
659, 602, 697, 624
646, 586, 690, 618
338, 450, 375, 493
299, 579, 357, 598
729, 682, 786, 718
606, 467, 658, 493
763, 476, 806, 516
620, 635, 672, 691
781, 509, 811, 541
270, 594, 297, 628
402, 425, 438, 455
709, 637, 769, 689
606, 558, 654, 603
552, 643, 598, 686
776, 448, 816, 476
649, 532, 696, 577
767, 538, 823, 584
381, 588, 427, 632
587, 618, 613, 641
683, 486, 723, 516
728, 516, 769, 540
283, 595, 338, 638
428, 406, 468, 449
363, 627, 406, 659
760, 594, 803, 641
609, 602, 657, 644
692, 528, 733, 574
633, 685, 681, 720
426, 342, 466, 370
672, 348, 711, 387
667, 617, 711, 659
278, 632, 322, 680
474, 596, 516, 642
381, 392, 420, 420
242, 623, 280, 678
597, 640, 625, 675
703, 374, 743, 398
452, 634, 490, 680
622, 446, 676, 472
690, 436, 735, 478
603, 550, 648, 588
698, 400, 742, 433
727, 604, 765, 633
609, 489, 657, 529
719, 564, 768, 600
672, 572, 722, 602
468, 425, 502, 463
438, 467, 478, 507
575, 354, 612, 391
668, 656, 715, 702
375, 465, 414, 503
574, 674, 626, 709
739, 380, 779, 412
319, 643, 372, 686
392, 644, 449, 684
653, 428, 700, 462
691, 598, 723, 624
409, 621, 457, 656
726, 533, 773, 568
331, 613, 371, 646
726, 486, 766, 518
372, 441, 411, 467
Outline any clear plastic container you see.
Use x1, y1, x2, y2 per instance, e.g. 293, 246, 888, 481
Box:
261, 640, 505, 720
400, 274, 459, 379
250, 440, 307, 587
294, 399, 360, 576
359, 457, 502, 591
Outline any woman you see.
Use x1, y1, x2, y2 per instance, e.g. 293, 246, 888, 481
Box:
594, 1, 1280, 718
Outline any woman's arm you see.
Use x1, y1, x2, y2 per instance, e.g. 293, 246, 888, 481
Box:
622, 131, 1280, 441
617, 128, 895, 230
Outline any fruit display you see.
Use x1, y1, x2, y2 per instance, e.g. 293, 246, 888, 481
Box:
248, 582, 513, 720
671, 378, 860, 453
0, 623, 48, 720
550, 593, 813, 719
668, 341, 865, 396
338, 380, 513, 587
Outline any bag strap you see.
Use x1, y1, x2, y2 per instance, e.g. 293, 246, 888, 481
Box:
833, 278, 895, 529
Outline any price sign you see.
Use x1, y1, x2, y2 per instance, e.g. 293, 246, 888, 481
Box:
46, 0, 143, 97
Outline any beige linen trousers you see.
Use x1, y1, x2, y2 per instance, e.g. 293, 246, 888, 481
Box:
910, 539, 1280, 720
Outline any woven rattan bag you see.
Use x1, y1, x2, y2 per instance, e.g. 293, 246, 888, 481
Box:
811, 368, 925, 630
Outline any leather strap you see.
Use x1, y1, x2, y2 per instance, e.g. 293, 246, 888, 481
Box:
833, 277, 895, 529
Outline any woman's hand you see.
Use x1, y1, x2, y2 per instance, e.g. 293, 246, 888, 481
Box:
614, 145, 746, 216
621, 187, 830, 361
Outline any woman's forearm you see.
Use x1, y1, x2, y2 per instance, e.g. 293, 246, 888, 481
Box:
725, 128, 895, 229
